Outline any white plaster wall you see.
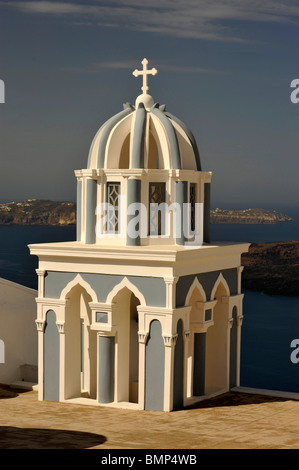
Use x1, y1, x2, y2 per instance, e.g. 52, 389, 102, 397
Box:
0, 278, 37, 384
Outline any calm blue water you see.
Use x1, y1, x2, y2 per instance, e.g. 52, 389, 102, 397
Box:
0, 225, 76, 290
0, 206, 298, 393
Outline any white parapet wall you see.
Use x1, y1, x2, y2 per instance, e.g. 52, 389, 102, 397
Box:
0, 278, 37, 385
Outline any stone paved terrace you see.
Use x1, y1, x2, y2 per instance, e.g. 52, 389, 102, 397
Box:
0, 385, 298, 450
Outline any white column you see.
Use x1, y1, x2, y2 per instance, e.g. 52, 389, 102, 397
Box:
164, 276, 178, 309
36, 269, 46, 298
137, 331, 148, 410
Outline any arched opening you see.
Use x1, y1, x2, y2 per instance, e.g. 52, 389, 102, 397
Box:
64, 285, 96, 400
185, 281, 206, 398
145, 320, 165, 411
205, 282, 230, 395
111, 287, 140, 404
44, 310, 60, 401
173, 319, 184, 410
230, 306, 238, 389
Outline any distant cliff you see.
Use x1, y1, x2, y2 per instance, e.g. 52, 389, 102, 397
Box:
0, 200, 76, 226
0, 200, 294, 226
241, 241, 299, 296
211, 208, 293, 224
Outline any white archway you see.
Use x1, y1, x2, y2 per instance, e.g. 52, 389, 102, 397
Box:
210, 273, 230, 301
60, 274, 98, 303
106, 277, 146, 306
206, 274, 231, 395
185, 277, 207, 306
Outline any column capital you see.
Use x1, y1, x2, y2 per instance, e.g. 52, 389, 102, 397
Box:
138, 331, 149, 344
35, 319, 45, 332
56, 322, 65, 334
163, 334, 178, 347
164, 276, 179, 285
36, 269, 46, 276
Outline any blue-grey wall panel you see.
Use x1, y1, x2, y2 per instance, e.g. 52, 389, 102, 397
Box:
145, 320, 165, 411
44, 310, 60, 401
45, 272, 166, 307
44, 272, 77, 299
176, 269, 238, 307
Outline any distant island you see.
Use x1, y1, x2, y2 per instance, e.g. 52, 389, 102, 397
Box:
0, 200, 76, 226
0, 200, 294, 226
241, 241, 299, 297
210, 208, 293, 224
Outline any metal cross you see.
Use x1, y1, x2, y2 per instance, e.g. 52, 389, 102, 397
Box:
132, 58, 158, 95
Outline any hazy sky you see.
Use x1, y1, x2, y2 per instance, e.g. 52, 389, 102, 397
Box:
0, 0, 298, 209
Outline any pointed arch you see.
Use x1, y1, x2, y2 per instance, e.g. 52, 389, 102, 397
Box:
60, 274, 98, 303
106, 276, 146, 306
210, 273, 230, 301
185, 277, 207, 306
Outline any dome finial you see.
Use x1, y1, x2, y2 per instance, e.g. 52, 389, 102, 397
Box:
132, 58, 158, 95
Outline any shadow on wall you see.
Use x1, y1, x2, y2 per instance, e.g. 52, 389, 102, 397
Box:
0, 426, 106, 449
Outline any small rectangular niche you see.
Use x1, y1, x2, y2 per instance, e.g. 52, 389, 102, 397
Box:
96, 312, 108, 324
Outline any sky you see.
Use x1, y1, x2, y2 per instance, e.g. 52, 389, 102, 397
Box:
0, 0, 298, 210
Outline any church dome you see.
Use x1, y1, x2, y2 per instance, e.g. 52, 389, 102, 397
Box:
75, 59, 211, 247
87, 98, 202, 171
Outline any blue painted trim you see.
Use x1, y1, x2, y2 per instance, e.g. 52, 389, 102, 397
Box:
150, 106, 181, 169
131, 103, 146, 168
165, 111, 201, 171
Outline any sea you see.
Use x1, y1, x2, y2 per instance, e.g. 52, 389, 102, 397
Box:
0, 203, 298, 394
